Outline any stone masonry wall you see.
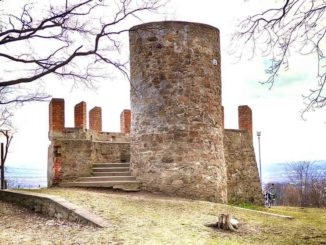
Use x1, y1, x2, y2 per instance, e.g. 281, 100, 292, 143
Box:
49, 138, 93, 185
48, 129, 130, 186
92, 142, 130, 163
223, 129, 263, 204
48, 99, 131, 186
129, 21, 227, 202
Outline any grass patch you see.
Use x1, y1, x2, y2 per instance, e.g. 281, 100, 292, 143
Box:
3, 188, 326, 244
230, 202, 264, 211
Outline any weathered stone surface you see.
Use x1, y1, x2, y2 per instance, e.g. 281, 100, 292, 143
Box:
223, 129, 263, 205
129, 21, 227, 203
48, 128, 130, 186
52, 128, 130, 142
93, 142, 130, 163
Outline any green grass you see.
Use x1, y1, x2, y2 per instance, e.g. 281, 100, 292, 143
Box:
3, 188, 326, 244
230, 202, 263, 211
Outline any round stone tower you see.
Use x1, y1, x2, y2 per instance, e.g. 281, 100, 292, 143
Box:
129, 21, 227, 202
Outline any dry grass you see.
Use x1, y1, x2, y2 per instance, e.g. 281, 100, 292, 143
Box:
1, 188, 325, 244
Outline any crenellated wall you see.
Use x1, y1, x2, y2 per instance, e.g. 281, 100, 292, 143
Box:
222, 106, 263, 204
47, 98, 262, 204
48, 99, 131, 187
223, 129, 262, 204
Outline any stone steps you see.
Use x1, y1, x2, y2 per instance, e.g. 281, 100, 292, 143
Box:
92, 163, 130, 168
62, 180, 140, 186
92, 172, 132, 176
61, 162, 140, 191
77, 176, 136, 182
92, 167, 130, 172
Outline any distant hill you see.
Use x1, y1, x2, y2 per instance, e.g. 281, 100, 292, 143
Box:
4, 165, 47, 188
262, 160, 326, 184
4, 161, 326, 188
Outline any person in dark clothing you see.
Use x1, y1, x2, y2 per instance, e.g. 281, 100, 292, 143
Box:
265, 183, 276, 208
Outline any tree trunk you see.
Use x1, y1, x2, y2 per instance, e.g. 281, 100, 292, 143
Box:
206, 214, 239, 231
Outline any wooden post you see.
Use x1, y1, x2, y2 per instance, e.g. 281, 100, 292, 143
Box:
1, 143, 3, 189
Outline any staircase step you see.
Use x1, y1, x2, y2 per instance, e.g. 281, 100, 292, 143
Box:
92, 167, 130, 172
93, 163, 130, 168
92, 172, 132, 177
77, 176, 136, 182
61, 180, 141, 190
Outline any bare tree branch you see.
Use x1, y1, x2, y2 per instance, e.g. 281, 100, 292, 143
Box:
233, 0, 326, 114
0, 0, 162, 87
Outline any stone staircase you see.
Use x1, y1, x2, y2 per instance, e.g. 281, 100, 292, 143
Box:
62, 163, 141, 191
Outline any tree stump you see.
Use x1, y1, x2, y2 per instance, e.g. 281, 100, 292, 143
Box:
206, 214, 239, 231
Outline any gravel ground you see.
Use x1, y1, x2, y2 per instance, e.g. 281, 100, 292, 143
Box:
0, 188, 325, 244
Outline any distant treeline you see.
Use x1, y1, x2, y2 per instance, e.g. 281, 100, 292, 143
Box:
264, 161, 326, 208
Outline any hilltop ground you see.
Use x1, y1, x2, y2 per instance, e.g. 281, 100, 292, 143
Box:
0, 188, 325, 244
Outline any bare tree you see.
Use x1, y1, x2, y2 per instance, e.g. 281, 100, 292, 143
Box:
307, 167, 326, 207
0, 129, 13, 189
285, 161, 325, 207
264, 167, 325, 207
281, 184, 300, 206
0, 0, 162, 88
233, 0, 326, 114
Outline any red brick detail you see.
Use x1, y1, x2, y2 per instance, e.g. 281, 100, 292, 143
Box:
52, 145, 62, 185
238, 105, 253, 137
89, 107, 102, 131
120, 109, 131, 134
49, 98, 65, 132
221, 106, 224, 129
74, 101, 87, 129
53, 158, 62, 185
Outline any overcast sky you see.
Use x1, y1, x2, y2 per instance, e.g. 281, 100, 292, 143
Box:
3, 0, 326, 170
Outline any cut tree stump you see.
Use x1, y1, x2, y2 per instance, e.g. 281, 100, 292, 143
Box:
205, 214, 239, 231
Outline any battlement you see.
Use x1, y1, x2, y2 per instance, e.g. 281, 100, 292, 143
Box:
74, 101, 86, 129
49, 99, 65, 133
48, 98, 131, 186
48, 98, 131, 141
222, 105, 253, 138
120, 110, 131, 134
